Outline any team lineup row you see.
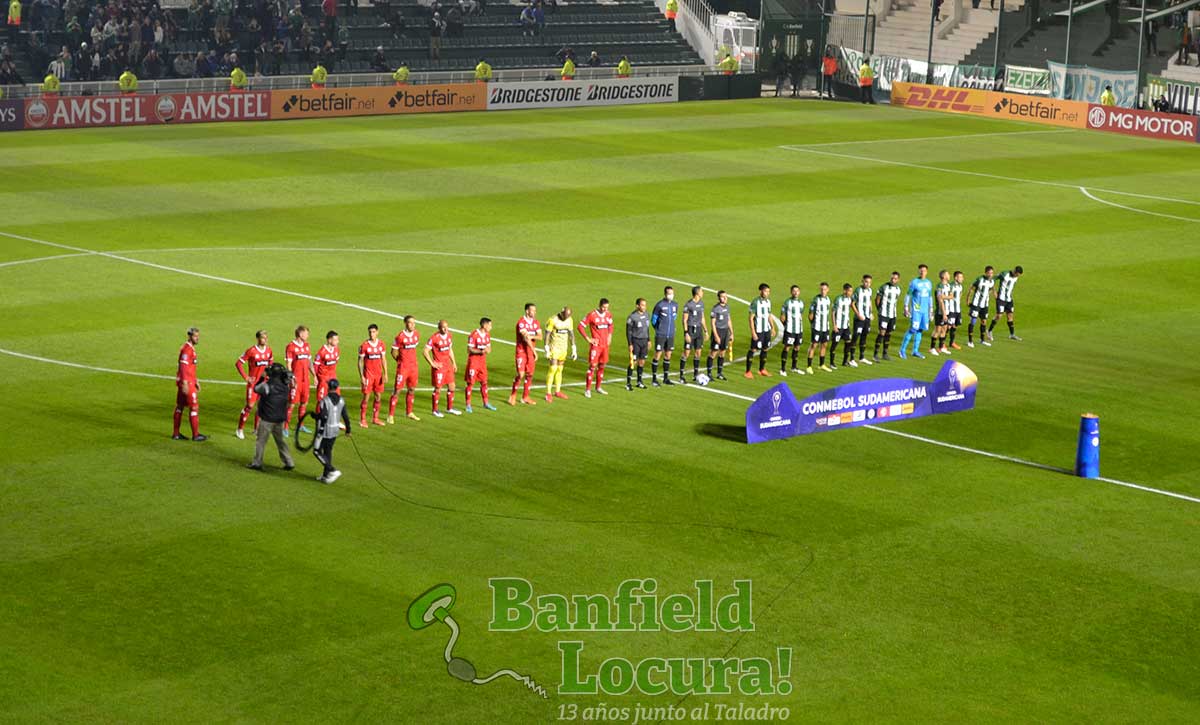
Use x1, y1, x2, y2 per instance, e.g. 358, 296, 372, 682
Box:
167, 264, 1023, 442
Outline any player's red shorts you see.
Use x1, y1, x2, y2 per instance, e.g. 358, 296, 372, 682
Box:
290, 378, 311, 406
588, 345, 610, 367
466, 358, 488, 385
244, 382, 259, 407
394, 364, 419, 390
514, 348, 536, 376
431, 366, 453, 388
176, 381, 198, 409
361, 375, 384, 395
316, 376, 334, 401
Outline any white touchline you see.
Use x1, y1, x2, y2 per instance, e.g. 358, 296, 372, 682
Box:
2, 233, 1193, 505
778, 144, 1200, 209
1078, 187, 1200, 224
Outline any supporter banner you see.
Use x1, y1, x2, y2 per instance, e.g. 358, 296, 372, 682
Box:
892, 81, 1087, 128
746, 360, 977, 443
953, 63, 997, 90
1146, 74, 1200, 115
22, 91, 271, 130
485, 77, 679, 111
1085, 104, 1198, 142
269, 83, 485, 120
1004, 64, 1051, 96
1047, 61, 1137, 107
0, 99, 23, 131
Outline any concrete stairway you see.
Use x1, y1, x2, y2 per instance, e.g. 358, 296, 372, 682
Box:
873, 0, 1025, 64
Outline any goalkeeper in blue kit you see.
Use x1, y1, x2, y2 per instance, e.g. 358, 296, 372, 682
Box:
899, 264, 933, 360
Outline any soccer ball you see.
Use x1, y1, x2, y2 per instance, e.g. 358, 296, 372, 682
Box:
695, 373, 711, 386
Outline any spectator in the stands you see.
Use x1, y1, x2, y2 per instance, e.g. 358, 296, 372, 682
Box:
446, 4, 463, 38
586, 50, 601, 67
555, 44, 573, 65
346, 0, 357, 18
320, 38, 335, 71
429, 11, 443, 60
270, 38, 284, 75
933, 0, 943, 22
1179, 24, 1190, 65
0, 59, 22, 85
1153, 94, 1170, 112
49, 45, 70, 79
215, 0, 231, 42
1146, 20, 1157, 56
337, 21, 349, 59
534, 2, 545, 36
519, 4, 535, 37
321, 0, 336, 39
371, 45, 388, 72
384, 7, 405, 38
141, 46, 162, 79
6, 0, 20, 46
173, 50, 194, 77
193, 49, 210, 77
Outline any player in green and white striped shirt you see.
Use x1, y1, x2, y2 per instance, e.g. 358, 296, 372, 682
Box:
873, 271, 902, 361
988, 266, 1023, 341
806, 282, 833, 373
966, 265, 996, 348
850, 274, 875, 366
946, 270, 964, 350
745, 283, 777, 378
831, 283, 855, 369
778, 285, 806, 376
931, 269, 953, 356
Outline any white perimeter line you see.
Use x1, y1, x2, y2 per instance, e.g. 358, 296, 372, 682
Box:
778, 145, 1200, 208
1078, 186, 1200, 223
788, 128, 1073, 148
3, 232, 1194, 505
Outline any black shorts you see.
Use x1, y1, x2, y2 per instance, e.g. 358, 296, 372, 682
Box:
948, 311, 962, 327
969, 305, 989, 321
782, 332, 804, 346
810, 330, 830, 344
853, 319, 872, 337
935, 311, 947, 327
996, 299, 1014, 314
710, 329, 730, 351
833, 327, 852, 342
684, 327, 705, 350
749, 336, 769, 351
654, 335, 675, 352
631, 339, 649, 360
879, 317, 897, 332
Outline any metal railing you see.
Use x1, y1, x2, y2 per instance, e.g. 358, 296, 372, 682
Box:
0, 63, 709, 99
651, 0, 717, 66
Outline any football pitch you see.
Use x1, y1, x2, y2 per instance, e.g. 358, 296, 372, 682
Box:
2, 99, 1199, 723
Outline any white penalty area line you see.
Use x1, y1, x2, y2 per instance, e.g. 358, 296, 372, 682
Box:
777, 144, 1200, 213
1078, 186, 1200, 224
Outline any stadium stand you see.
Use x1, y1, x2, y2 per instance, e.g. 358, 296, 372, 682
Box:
3, 0, 703, 87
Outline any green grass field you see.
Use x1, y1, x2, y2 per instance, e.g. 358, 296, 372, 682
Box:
2, 98, 1199, 723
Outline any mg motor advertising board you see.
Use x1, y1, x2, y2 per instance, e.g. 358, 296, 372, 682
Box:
1085, 104, 1198, 142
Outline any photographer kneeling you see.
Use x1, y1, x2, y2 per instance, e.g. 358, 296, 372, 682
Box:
248, 363, 296, 471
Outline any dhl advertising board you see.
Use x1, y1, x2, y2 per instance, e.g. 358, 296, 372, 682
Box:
891, 81, 1087, 128
269, 83, 485, 120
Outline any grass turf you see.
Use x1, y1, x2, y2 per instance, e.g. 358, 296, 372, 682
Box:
1, 99, 1199, 723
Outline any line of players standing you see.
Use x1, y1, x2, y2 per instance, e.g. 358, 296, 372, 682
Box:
168, 264, 1020, 441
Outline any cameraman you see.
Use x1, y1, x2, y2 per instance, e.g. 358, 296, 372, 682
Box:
248, 363, 296, 471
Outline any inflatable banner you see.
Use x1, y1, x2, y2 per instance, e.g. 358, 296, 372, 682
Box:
746, 360, 977, 443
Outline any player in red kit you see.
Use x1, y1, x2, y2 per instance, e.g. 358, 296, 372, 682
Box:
314, 330, 340, 405
284, 325, 314, 437
235, 329, 274, 439
357, 323, 389, 427
508, 302, 542, 406
388, 315, 421, 423
464, 317, 497, 413
172, 326, 207, 441
578, 298, 614, 398
423, 319, 462, 418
